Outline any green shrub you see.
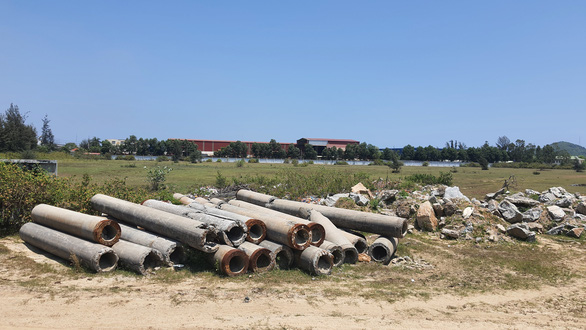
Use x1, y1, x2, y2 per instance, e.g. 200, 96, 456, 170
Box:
144, 165, 173, 191
334, 161, 348, 165
156, 156, 169, 162
205, 158, 213, 162
369, 159, 385, 166
216, 159, 222, 163
248, 158, 259, 164
116, 155, 136, 161
291, 159, 299, 166
307, 160, 314, 165
422, 161, 429, 167
235, 159, 245, 167
404, 172, 453, 186
215, 171, 228, 188
283, 158, 290, 164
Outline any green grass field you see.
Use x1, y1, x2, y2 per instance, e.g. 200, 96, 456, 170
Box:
55, 158, 586, 199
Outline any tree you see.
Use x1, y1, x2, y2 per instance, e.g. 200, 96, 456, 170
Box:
303, 144, 317, 160
574, 159, 585, 172
541, 145, 556, 164
496, 136, 511, 150
401, 145, 415, 160
0, 104, 37, 152
40, 115, 55, 151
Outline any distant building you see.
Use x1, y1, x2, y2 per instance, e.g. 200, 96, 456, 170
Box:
296, 138, 359, 155
106, 139, 124, 146
176, 139, 292, 157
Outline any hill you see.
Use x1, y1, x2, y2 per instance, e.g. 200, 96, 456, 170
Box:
551, 141, 586, 156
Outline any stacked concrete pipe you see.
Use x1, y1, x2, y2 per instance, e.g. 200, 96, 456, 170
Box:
302, 209, 358, 264
367, 236, 398, 265
112, 239, 164, 275
318, 240, 344, 267
294, 245, 333, 276
175, 193, 267, 244
31, 204, 120, 246
208, 199, 311, 251
237, 241, 275, 273
142, 199, 247, 247
20, 222, 118, 273
258, 240, 294, 270
117, 223, 185, 266
236, 190, 408, 238
90, 194, 218, 253
228, 199, 325, 247
211, 245, 249, 276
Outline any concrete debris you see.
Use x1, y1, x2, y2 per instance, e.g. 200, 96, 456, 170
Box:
506, 224, 536, 242
416, 201, 438, 231
547, 206, 566, 222
351, 182, 374, 199
498, 200, 524, 223
444, 186, 470, 202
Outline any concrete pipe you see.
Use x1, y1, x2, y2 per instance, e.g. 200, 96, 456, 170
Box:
173, 193, 194, 205
31, 204, 120, 246
340, 230, 368, 254
211, 245, 249, 277
237, 241, 275, 273
90, 194, 218, 253
258, 240, 294, 270
303, 209, 358, 264
228, 199, 325, 247
142, 199, 247, 247
184, 197, 267, 244
212, 202, 311, 250
117, 223, 185, 266
294, 245, 333, 276
112, 239, 164, 275
236, 190, 408, 238
319, 240, 344, 267
19, 222, 118, 273
368, 236, 398, 265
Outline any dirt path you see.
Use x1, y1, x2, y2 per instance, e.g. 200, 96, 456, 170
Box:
1, 238, 584, 329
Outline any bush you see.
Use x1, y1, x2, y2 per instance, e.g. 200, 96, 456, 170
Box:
216, 159, 222, 163
156, 156, 169, 162
307, 160, 314, 165
235, 159, 245, 167
144, 165, 173, 191
215, 171, 228, 188
283, 158, 290, 164
248, 158, 259, 164
116, 155, 136, 161
291, 159, 299, 166
369, 159, 385, 166
404, 172, 453, 186
422, 161, 429, 167
20, 150, 37, 160
334, 161, 348, 165
533, 171, 541, 175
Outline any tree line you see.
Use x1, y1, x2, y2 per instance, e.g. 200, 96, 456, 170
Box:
0, 104, 578, 167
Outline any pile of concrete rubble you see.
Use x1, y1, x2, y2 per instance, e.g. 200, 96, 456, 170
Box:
359, 184, 585, 242
19, 190, 408, 276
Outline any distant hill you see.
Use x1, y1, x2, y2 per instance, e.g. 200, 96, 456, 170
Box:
551, 141, 586, 156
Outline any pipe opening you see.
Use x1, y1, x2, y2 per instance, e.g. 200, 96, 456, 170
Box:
331, 249, 344, 266
255, 252, 272, 270
344, 248, 358, 264
354, 240, 368, 254
229, 254, 247, 273
226, 226, 246, 243
169, 246, 185, 264
100, 225, 118, 242
205, 231, 218, 244
310, 228, 323, 245
98, 251, 118, 271
248, 224, 264, 240
316, 254, 332, 273
294, 230, 310, 246
275, 251, 291, 269
371, 245, 389, 262
143, 252, 160, 270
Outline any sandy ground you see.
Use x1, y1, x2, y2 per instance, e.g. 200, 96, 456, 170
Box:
1, 238, 584, 330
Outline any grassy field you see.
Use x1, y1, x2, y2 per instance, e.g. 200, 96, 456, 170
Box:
55, 158, 586, 199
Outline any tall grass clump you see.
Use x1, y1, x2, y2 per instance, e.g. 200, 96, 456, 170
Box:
404, 172, 453, 186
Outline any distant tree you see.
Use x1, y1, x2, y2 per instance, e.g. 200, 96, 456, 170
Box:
401, 144, 415, 160
541, 145, 556, 164
303, 144, 318, 160
574, 159, 585, 172
321, 147, 333, 160
39, 115, 55, 151
496, 136, 511, 150
478, 156, 489, 170
0, 104, 37, 152
101, 140, 113, 154
61, 142, 77, 152
268, 139, 285, 159
343, 144, 358, 160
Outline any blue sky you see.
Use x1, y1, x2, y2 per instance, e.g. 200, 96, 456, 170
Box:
1, 1, 585, 148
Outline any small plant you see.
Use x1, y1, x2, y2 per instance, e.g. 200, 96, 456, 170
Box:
334, 161, 348, 165
370, 159, 384, 166
532, 171, 541, 175
156, 156, 169, 162
291, 159, 299, 166
116, 155, 136, 161
120, 163, 137, 168
369, 198, 380, 211
144, 165, 173, 191
189, 154, 200, 163
422, 161, 429, 167
205, 158, 212, 162
450, 166, 458, 173
235, 159, 245, 167
283, 158, 290, 164
216, 159, 222, 163
388, 159, 403, 173
248, 158, 259, 164
307, 160, 314, 165
215, 171, 227, 188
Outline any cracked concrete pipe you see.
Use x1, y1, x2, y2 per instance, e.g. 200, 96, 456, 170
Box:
117, 222, 185, 266
31, 204, 120, 246
228, 199, 325, 247
176, 195, 267, 244
340, 230, 368, 254
302, 209, 358, 264
211, 245, 249, 276
236, 190, 408, 238
90, 194, 218, 253
19, 222, 118, 272
258, 240, 294, 270
318, 240, 344, 267
294, 245, 334, 276
112, 239, 164, 275
142, 199, 247, 247
368, 236, 398, 265
237, 241, 275, 273
210, 202, 311, 250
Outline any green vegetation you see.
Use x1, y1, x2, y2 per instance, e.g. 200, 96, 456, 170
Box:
551, 141, 586, 156
404, 172, 453, 186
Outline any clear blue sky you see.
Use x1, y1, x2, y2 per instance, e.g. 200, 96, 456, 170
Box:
1, 1, 585, 149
